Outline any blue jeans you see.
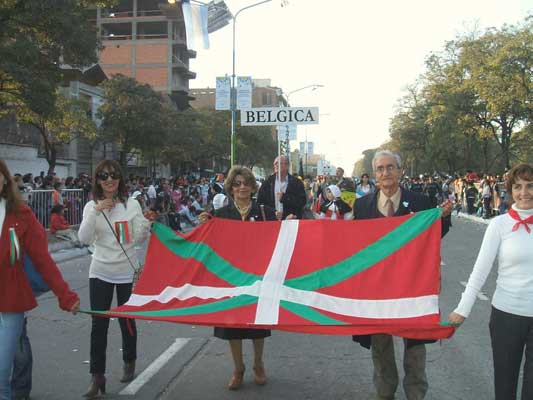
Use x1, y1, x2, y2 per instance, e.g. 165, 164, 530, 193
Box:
11, 317, 32, 398
0, 312, 25, 400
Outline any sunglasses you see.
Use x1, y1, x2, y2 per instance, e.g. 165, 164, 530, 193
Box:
97, 171, 120, 181
231, 180, 251, 188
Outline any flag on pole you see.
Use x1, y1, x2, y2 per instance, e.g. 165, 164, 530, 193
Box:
182, 0, 210, 50
95, 209, 455, 340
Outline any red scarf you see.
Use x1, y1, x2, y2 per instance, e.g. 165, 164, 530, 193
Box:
508, 208, 533, 234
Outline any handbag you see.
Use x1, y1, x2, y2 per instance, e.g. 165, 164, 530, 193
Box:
23, 254, 50, 295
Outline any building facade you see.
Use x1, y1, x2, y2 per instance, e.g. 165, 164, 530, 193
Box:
97, 0, 196, 110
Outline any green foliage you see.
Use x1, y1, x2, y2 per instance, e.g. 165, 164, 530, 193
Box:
98, 74, 170, 168
377, 15, 532, 175
17, 94, 98, 174
0, 0, 114, 116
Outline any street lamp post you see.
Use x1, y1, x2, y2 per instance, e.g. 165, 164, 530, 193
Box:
281, 84, 323, 171
230, 0, 272, 166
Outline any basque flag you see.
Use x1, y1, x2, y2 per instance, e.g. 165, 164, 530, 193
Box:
94, 209, 455, 340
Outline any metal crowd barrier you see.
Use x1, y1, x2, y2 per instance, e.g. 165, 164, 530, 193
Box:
28, 189, 89, 229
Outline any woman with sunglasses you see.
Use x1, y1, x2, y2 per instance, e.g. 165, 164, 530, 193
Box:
212, 166, 277, 391
0, 160, 80, 400
78, 160, 154, 398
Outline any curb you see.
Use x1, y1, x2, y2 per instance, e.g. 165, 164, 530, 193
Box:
455, 212, 490, 225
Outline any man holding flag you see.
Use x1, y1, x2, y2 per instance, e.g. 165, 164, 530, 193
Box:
352, 150, 453, 400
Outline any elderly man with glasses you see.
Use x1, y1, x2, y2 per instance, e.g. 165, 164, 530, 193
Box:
351, 150, 453, 400
257, 156, 307, 220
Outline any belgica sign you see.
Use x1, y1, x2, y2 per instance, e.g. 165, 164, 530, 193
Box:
240, 107, 319, 126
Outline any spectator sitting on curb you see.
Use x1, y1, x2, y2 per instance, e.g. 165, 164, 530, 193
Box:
50, 205, 83, 248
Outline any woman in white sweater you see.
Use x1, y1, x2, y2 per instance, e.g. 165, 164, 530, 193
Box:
78, 160, 152, 398
449, 163, 533, 400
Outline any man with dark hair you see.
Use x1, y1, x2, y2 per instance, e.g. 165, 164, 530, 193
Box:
335, 167, 355, 192
257, 156, 307, 220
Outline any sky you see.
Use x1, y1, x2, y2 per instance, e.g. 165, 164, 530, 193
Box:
190, 0, 532, 173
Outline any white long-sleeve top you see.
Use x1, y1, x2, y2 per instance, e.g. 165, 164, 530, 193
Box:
454, 205, 533, 318
78, 198, 151, 284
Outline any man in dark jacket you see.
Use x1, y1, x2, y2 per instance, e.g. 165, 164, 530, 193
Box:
352, 150, 452, 400
257, 156, 307, 220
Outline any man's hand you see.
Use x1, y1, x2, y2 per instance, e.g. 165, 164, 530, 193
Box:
198, 212, 211, 224
439, 199, 453, 217
276, 192, 284, 202
285, 214, 296, 220
275, 210, 283, 220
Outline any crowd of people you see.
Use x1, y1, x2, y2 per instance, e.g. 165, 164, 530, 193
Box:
1, 154, 531, 400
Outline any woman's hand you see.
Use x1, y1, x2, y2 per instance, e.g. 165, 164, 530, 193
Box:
70, 299, 80, 315
144, 210, 158, 223
448, 312, 465, 326
95, 198, 115, 212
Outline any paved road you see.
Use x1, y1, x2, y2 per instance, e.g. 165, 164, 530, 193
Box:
27, 216, 504, 400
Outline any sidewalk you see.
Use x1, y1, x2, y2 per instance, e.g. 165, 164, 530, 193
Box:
455, 211, 491, 225
47, 233, 89, 263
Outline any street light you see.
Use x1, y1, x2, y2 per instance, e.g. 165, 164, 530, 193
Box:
168, 0, 277, 167
230, 0, 273, 167
279, 84, 323, 169
285, 84, 324, 105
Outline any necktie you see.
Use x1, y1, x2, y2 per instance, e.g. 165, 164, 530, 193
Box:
385, 198, 395, 217
508, 208, 533, 233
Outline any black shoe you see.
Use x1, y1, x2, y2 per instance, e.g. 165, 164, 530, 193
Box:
120, 361, 136, 383
83, 374, 106, 398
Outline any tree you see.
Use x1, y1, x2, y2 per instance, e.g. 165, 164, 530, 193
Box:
98, 74, 169, 169
18, 95, 99, 174
0, 0, 114, 116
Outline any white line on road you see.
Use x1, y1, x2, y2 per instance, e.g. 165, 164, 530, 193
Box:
119, 338, 190, 396
460, 281, 489, 301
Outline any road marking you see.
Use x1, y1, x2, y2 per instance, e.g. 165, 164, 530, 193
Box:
440, 260, 446, 266
460, 281, 489, 301
119, 338, 190, 396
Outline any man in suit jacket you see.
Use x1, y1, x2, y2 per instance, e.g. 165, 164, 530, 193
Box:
352, 150, 452, 400
257, 156, 307, 220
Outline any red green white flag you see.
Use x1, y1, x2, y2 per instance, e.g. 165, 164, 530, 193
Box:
95, 208, 455, 340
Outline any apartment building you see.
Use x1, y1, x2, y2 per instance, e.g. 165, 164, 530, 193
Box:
97, 0, 196, 110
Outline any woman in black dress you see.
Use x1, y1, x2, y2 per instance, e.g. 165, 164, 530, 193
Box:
213, 166, 276, 390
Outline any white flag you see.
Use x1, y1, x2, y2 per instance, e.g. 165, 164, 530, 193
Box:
182, 0, 209, 50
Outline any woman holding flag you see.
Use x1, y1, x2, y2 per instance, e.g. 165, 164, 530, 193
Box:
212, 165, 277, 390
0, 160, 80, 400
78, 160, 154, 398
449, 163, 533, 400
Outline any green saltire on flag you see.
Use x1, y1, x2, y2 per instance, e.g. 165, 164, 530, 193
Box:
90, 208, 455, 340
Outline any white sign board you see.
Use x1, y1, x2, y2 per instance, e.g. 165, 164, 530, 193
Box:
277, 125, 297, 141
215, 76, 230, 110
241, 107, 319, 126
236, 76, 252, 110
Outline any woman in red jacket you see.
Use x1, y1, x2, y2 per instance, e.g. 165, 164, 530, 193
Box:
0, 160, 80, 400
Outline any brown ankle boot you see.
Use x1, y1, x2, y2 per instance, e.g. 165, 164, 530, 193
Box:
120, 361, 136, 383
83, 373, 106, 398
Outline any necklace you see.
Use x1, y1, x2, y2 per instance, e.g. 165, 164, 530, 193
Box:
234, 201, 252, 221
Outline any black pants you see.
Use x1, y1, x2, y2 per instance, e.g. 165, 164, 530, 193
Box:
89, 278, 137, 374
489, 306, 533, 400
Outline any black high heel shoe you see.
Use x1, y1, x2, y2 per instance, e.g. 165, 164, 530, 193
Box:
83, 373, 106, 398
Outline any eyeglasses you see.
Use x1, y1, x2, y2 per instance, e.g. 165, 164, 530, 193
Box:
97, 171, 120, 181
375, 165, 398, 174
231, 180, 250, 188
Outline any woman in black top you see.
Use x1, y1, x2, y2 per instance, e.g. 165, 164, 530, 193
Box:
213, 166, 276, 390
